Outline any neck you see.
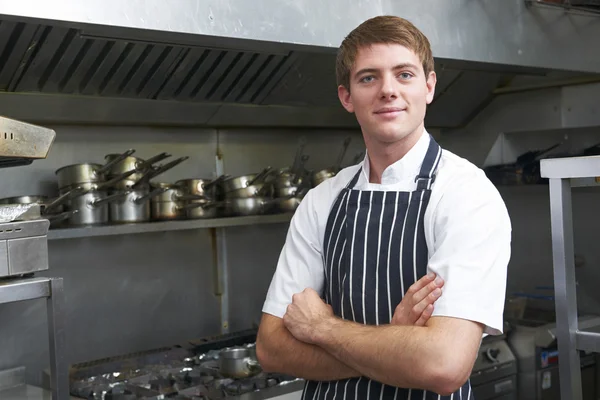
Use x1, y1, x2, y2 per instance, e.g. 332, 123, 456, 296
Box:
366, 125, 424, 184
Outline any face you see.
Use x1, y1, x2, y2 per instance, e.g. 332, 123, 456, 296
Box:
338, 43, 436, 146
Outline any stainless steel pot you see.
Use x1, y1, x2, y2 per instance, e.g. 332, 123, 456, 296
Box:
150, 198, 221, 220
274, 186, 302, 198
219, 347, 261, 379
224, 197, 276, 216
150, 182, 202, 203
226, 183, 273, 199
0, 194, 64, 213
221, 167, 272, 193
175, 176, 226, 199
59, 170, 138, 195
55, 149, 135, 188
275, 197, 302, 212
109, 187, 167, 224
121, 156, 190, 190
151, 201, 185, 221
312, 137, 351, 187
66, 191, 129, 226
185, 200, 222, 219
105, 152, 170, 176
0, 189, 86, 215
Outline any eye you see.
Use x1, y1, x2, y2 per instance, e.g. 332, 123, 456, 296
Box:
399, 72, 413, 80
359, 75, 375, 83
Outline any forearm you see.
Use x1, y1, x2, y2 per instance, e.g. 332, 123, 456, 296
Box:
314, 318, 476, 394
256, 314, 360, 381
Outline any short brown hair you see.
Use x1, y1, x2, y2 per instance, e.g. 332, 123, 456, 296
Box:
335, 15, 435, 90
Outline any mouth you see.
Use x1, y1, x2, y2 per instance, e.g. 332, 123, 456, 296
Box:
373, 107, 406, 117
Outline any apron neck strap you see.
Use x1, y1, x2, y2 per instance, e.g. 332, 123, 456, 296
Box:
414, 135, 442, 191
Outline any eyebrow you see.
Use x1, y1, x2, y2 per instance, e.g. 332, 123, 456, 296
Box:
353, 63, 420, 79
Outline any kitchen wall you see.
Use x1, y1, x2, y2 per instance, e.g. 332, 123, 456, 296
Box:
0, 84, 599, 386
0, 125, 366, 385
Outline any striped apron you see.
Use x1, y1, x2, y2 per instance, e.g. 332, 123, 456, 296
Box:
302, 136, 473, 400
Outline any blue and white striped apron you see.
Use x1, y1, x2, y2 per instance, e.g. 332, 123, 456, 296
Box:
302, 136, 473, 400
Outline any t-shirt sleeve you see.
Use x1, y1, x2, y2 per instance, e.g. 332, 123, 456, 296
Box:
262, 189, 325, 318
428, 169, 512, 335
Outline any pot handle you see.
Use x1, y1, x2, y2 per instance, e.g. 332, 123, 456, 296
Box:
144, 156, 190, 181
135, 152, 171, 170
97, 149, 136, 175
256, 184, 273, 197
89, 191, 131, 208
43, 187, 87, 214
94, 169, 138, 191
176, 193, 206, 201
334, 137, 351, 172
202, 174, 228, 191
46, 209, 79, 223
248, 166, 273, 186
245, 358, 262, 372
133, 187, 168, 204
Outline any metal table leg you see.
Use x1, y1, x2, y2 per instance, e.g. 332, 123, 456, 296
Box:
46, 278, 69, 400
548, 178, 583, 400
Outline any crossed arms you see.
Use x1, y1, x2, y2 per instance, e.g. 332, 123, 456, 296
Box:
256, 275, 484, 396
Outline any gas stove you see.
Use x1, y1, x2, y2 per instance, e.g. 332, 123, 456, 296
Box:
67, 330, 304, 400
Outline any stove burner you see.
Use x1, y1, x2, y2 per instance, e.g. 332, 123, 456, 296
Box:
70, 342, 302, 399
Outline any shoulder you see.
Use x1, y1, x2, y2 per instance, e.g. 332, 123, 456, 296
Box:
432, 147, 511, 227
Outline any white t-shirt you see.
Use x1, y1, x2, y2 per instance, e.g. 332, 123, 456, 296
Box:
262, 130, 512, 336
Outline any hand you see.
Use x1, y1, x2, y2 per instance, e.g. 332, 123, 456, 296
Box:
283, 288, 334, 344
391, 272, 444, 326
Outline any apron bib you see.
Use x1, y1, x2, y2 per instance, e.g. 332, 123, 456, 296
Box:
302, 136, 473, 400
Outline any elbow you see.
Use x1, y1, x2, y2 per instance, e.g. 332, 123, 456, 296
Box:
255, 335, 279, 373
425, 356, 473, 396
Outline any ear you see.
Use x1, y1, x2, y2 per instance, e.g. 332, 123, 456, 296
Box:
425, 71, 437, 105
337, 85, 354, 113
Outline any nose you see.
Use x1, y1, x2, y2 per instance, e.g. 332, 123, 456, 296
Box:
379, 73, 398, 100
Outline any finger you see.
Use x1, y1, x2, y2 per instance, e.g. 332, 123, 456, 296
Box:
405, 272, 436, 297
411, 287, 442, 318
414, 304, 434, 326
412, 276, 444, 305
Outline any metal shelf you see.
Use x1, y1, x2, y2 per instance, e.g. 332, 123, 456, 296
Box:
576, 326, 600, 353
0, 277, 51, 304
47, 213, 294, 240
540, 155, 600, 400
0, 278, 68, 400
540, 155, 600, 180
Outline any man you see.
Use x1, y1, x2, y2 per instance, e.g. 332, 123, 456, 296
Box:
256, 15, 511, 400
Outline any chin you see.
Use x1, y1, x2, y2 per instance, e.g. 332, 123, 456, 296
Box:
371, 129, 414, 144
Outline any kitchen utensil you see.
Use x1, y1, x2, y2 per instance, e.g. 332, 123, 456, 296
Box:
55, 149, 135, 188
218, 347, 261, 379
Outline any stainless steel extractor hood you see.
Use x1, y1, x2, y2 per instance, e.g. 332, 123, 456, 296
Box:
0, 0, 598, 128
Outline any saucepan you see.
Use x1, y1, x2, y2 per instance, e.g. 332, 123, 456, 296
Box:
104, 151, 171, 188
175, 175, 227, 200
226, 183, 274, 199
65, 190, 130, 226
109, 186, 168, 224
224, 197, 277, 216
218, 347, 262, 379
312, 137, 351, 187
0, 195, 80, 224
221, 167, 273, 193
150, 197, 222, 220
55, 149, 135, 188
58, 170, 138, 195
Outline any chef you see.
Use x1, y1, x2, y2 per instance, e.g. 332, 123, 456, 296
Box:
256, 15, 511, 400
